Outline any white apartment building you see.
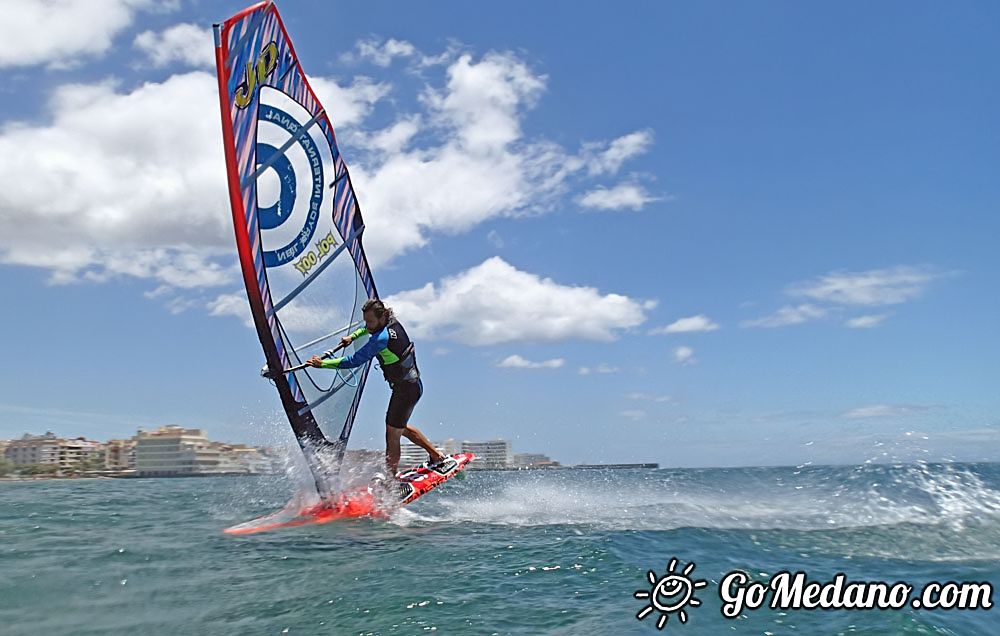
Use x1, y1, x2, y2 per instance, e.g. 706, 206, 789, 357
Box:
135, 426, 223, 476
4, 433, 104, 471
461, 439, 511, 469
398, 438, 465, 468
135, 427, 278, 476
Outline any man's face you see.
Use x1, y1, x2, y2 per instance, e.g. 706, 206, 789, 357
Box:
363, 310, 383, 333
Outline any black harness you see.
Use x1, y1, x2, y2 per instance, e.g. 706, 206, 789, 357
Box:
379, 319, 420, 386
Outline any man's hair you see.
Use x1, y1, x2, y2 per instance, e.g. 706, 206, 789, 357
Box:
362, 298, 394, 321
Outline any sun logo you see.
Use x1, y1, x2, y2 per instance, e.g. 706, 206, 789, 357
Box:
634, 557, 708, 630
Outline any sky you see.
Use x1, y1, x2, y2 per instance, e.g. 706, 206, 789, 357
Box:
1, 0, 998, 467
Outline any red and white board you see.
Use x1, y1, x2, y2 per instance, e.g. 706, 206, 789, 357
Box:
223, 453, 474, 535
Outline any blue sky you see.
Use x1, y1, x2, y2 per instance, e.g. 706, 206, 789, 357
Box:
1, 0, 998, 467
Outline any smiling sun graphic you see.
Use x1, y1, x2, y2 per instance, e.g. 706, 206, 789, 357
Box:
634, 558, 708, 630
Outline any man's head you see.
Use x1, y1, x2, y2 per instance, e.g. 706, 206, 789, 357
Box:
362, 299, 393, 332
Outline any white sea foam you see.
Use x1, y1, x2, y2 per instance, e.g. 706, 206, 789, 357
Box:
407, 464, 1000, 537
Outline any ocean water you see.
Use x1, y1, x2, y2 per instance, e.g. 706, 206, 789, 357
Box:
1, 462, 998, 635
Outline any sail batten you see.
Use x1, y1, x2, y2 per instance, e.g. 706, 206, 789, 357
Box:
268, 224, 365, 316
291, 320, 365, 353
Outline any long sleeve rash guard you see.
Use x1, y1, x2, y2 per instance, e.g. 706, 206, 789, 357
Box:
319, 327, 379, 369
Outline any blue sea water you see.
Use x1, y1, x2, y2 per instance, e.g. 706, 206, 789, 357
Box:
1, 462, 998, 635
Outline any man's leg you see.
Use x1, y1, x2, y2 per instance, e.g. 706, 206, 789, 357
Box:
402, 425, 445, 463
385, 425, 404, 475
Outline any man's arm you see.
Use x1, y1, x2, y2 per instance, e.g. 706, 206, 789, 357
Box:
337, 326, 370, 350
321, 329, 385, 370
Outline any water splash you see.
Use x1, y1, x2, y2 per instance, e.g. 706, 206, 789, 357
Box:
411, 463, 1000, 537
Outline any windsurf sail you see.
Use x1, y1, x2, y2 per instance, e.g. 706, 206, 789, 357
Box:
214, 2, 377, 497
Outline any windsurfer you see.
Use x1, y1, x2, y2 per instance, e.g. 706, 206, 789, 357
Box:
307, 299, 448, 481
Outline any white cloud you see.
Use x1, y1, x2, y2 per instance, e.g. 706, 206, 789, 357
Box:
577, 183, 658, 211
386, 256, 653, 345
0, 0, 165, 68
351, 115, 421, 154
578, 364, 620, 375
133, 23, 214, 68
207, 292, 252, 327
0, 45, 654, 310
789, 266, 942, 306
586, 130, 653, 175
842, 404, 938, 419
78, 249, 233, 287
620, 409, 647, 421
674, 346, 696, 365
0, 72, 230, 283
497, 355, 564, 369
0, 71, 384, 287
422, 52, 545, 151
309, 76, 391, 129
349, 52, 653, 265
627, 392, 671, 403
651, 314, 720, 335
486, 229, 504, 248
409, 43, 466, 69
845, 314, 888, 329
741, 304, 826, 328
353, 38, 417, 67
746, 266, 942, 330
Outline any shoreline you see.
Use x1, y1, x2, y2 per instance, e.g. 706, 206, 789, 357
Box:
0, 476, 120, 483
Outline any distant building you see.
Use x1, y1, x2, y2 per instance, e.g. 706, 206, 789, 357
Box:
344, 448, 383, 471
5, 432, 60, 466
512, 453, 561, 469
345, 448, 382, 463
135, 426, 224, 476
462, 439, 511, 469
105, 438, 137, 471
399, 442, 429, 468
61, 437, 104, 469
134, 427, 279, 476
398, 438, 466, 468
214, 443, 273, 474
345, 439, 569, 472
438, 438, 463, 455
4, 432, 103, 472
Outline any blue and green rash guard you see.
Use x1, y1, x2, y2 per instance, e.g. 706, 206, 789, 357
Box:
320, 318, 419, 385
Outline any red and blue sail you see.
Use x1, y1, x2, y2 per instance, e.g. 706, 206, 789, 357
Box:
214, 2, 377, 496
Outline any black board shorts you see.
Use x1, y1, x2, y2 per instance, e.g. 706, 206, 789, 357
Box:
386, 378, 423, 429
